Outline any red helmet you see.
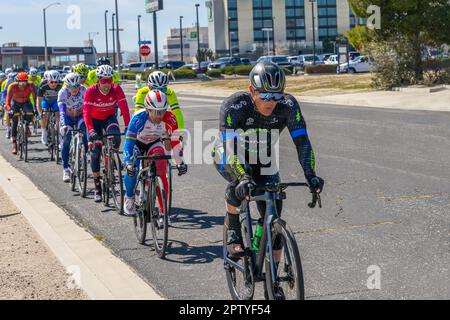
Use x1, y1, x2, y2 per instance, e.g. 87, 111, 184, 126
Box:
17, 72, 28, 81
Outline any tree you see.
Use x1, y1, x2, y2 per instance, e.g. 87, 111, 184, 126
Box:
347, 0, 450, 81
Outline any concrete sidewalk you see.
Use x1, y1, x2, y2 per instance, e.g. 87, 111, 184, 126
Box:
0, 155, 164, 300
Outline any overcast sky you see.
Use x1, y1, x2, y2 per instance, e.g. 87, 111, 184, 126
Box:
0, 0, 209, 53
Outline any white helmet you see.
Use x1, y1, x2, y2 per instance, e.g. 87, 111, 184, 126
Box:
96, 65, 114, 79
64, 72, 81, 87
5, 68, 13, 75
29, 67, 38, 77
148, 71, 168, 89
0, 73, 6, 81
47, 70, 60, 82
144, 90, 168, 111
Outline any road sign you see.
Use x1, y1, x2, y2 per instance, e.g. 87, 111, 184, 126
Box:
145, 0, 163, 13
190, 32, 198, 39
139, 40, 152, 45
140, 45, 151, 57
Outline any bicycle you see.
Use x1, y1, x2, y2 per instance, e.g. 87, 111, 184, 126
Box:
46, 109, 59, 164
133, 154, 172, 259
17, 109, 33, 162
223, 182, 321, 300
67, 126, 88, 197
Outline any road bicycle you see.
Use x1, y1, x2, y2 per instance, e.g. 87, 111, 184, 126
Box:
223, 182, 321, 300
17, 109, 34, 162
67, 126, 88, 197
46, 109, 59, 163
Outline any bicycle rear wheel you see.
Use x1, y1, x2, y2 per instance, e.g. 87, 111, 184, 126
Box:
18, 123, 24, 160
77, 143, 88, 198
110, 152, 124, 214
150, 176, 168, 259
48, 123, 55, 161
70, 140, 77, 191
223, 214, 255, 300
23, 124, 28, 162
54, 125, 60, 164
264, 219, 304, 300
133, 173, 149, 244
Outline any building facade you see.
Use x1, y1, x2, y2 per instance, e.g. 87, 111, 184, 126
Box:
206, 0, 366, 57
0, 42, 96, 70
163, 26, 209, 63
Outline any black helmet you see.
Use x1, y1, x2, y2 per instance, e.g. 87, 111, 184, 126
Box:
97, 57, 111, 67
250, 62, 286, 93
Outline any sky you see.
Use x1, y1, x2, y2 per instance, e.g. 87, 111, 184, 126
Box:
0, 0, 209, 54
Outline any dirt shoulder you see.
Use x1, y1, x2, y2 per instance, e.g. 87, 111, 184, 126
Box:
0, 187, 88, 300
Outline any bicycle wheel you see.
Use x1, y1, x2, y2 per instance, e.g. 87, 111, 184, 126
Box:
110, 151, 124, 214
70, 139, 77, 191
77, 142, 88, 198
23, 123, 28, 162
55, 124, 60, 164
149, 175, 168, 259
48, 122, 55, 161
223, 214, 255, 300
18, 123, 24, 160
133, 173, 148, 244
101, 148, 109, 205
166, 162, 173, 217
264, 219, 304, 300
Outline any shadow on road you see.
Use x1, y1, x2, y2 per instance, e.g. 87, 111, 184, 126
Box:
163, 239, 223, 264
170, 207, 224, 230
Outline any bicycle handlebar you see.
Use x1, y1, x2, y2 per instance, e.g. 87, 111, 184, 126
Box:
136, 155, 173, 161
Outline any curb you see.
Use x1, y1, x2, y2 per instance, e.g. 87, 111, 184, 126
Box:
0, 155, 164, 300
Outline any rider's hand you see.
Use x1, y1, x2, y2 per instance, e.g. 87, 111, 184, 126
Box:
307, 175, 324, 194
60, 126, 69, 137
235, 175, 254, 201
177, 162, 188, 176
88, 130, 99, 143
125, 163, 136, 177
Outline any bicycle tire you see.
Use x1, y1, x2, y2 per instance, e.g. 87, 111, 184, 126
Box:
70, 140, 77, 191
133, 172, 149, 244
150, 176, 168, 259
166, 162, 173, 217
55, 125, 60, 164
18, 124, 24, 160
49, 124, 55, 162
110, 151, 124, 214
23, 125, 28, 162
223, 214, 255, 300
77, 143, 88, 198
102, 148, 109, 205
264, 219, 304, 300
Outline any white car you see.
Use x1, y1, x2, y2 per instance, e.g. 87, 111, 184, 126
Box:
338, 56, 374, 73
325, 55, 338, 65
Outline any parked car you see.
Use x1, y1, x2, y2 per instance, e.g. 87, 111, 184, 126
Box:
208, 57, 243, 70
256, 55, 294, 72
318, 53, 334, 63
325, 54, 339, 65
297, 55, 324, 68
349, 51, 361, 61
240, 58, 252, 66
158, 60, 186, 70
127, 62, 155, 72
192, 61, 210, 73
338, 56, 374, 74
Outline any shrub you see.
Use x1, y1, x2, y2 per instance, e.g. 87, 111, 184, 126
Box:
234, 65, 253, 76
221, 66, 236, 75
206, 69, 222, 78
304, 64, 338, 74
173, 67, 197, 79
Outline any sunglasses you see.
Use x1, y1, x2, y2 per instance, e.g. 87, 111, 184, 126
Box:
68, 84, 80, 89
49, 81, 58, 85
18, 81, 28, 84
149, 109, 167, 117
99, 78, 113, 85
259, 92, 285, 102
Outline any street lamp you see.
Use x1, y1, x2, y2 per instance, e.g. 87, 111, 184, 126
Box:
228, 17, 232, 57
180, 16, 184, 62
262, 28, 273, 55
310, 0, 317, 65
195, 4, 201, 70
112, 13, 116, 67
105, 10, 109, 60
43, 2, 60, 70
138, 15, 142, 62
114, 0, 122, 74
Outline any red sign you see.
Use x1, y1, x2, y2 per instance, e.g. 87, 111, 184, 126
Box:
140, 45, 151, 57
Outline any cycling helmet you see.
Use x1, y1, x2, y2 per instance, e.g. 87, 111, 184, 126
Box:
72, 63, 89, 76
29, 67, 38, 77
144, 90, 168, 111
47, 70, 60, 82
97, 57, 111, 67
5, 68, 13, 75
0, 73, 6, 81
96, 65, 114, 79
148, 71, 169, 89
64, 72, 81, 87
17, 72, 29, 81
249, 62, 286, 93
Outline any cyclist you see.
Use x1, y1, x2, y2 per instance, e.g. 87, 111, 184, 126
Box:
58, 73, 88, 182
123, 90, 187, 219
36, 70, 62, 145
5, 72, 36, 155
28, 67, 42, 86
2, 72, 18, 139
83, 64, 130, 203
0, 72, 6, 90
134, 71, 184, 129
72, 63, 90, 87
212, 62, 324, 261
84, 58, 120, 88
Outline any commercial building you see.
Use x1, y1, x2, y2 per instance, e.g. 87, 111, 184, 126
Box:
0, 42, 97, 70
206, 0, 366, 57
163, 26, 209, 63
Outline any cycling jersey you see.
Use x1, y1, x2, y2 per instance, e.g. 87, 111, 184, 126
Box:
28, 75, 42, 86
58, 86, 86, 127
82, 83, 130, 132
84, 69, 120, 88
37, 82, 62, 103
1, 79, 14, 105
123, 109, 178, 164
134, 86, 184, 129
5, 82, 37, 109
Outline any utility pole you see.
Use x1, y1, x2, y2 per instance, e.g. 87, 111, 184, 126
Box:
310, 0, 317, 64
114, 0, 122, 75
195, 4, 201, 70
138, 15, 142, 62
112, 13, 116, 67
105, 10, 109, 60
43, 2, 60, 71
180, 16, 184, 62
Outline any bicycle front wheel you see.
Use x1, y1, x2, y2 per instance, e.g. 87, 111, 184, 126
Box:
264, 219, 304, 300
18, 124, 24, 160
77, 143, 88, 198
150, 176, 168, 259
166, 162, 173, 217
110, 151, 124, 214
133, 173, 148, 244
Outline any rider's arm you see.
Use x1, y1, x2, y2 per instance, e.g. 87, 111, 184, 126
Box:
82, 88, 95, 132
134, 87, 147, 109
123, 111, 146, 164
5, 84, 14, 109
284, 95, 316, 178
168, 90, 184, 130
116, 85, 130, 127
57, 91, 67, 127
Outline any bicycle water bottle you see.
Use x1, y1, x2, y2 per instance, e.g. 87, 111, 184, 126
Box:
105, 154, 109, 170
252, 218, 264, 252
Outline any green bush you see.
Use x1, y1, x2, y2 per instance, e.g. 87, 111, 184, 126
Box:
304, 64, 338, 74
173, 68, 197, 79
206, 69, 222, 78
221, 66, 236, 75
234, 65, 253, 76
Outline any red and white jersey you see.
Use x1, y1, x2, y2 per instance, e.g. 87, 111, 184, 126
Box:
129, 109, 178, 145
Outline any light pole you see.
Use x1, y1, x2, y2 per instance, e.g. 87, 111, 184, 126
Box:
228, 17, 232, 57
105, 10, 109, 60
138, 15, 142, 62
195, 4, 201, 70
114, 0, 122, 74
262, 28, 273, 55
153, 11, 159, 69
112, 13, 116, 67
180, 16, 184, 62
43, 2, 60, 70
310, 0, 317, 64
271, 16, 275, 55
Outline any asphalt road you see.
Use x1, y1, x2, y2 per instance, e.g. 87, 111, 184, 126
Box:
1, 89, 449, 300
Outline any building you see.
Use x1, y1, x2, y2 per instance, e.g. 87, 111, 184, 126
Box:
163, 26, 209, 63
0, 42, 97, 70
206, 0, 367, 57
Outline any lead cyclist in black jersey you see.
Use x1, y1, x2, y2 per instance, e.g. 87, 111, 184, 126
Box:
212, 62, 324, 259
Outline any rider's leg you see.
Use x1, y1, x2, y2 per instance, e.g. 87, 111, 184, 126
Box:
89, 120, 103, 202
105, 116, 121, 151
10, 104, 20, 154
40, 101, 49, 144
61, 122, 73, 170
